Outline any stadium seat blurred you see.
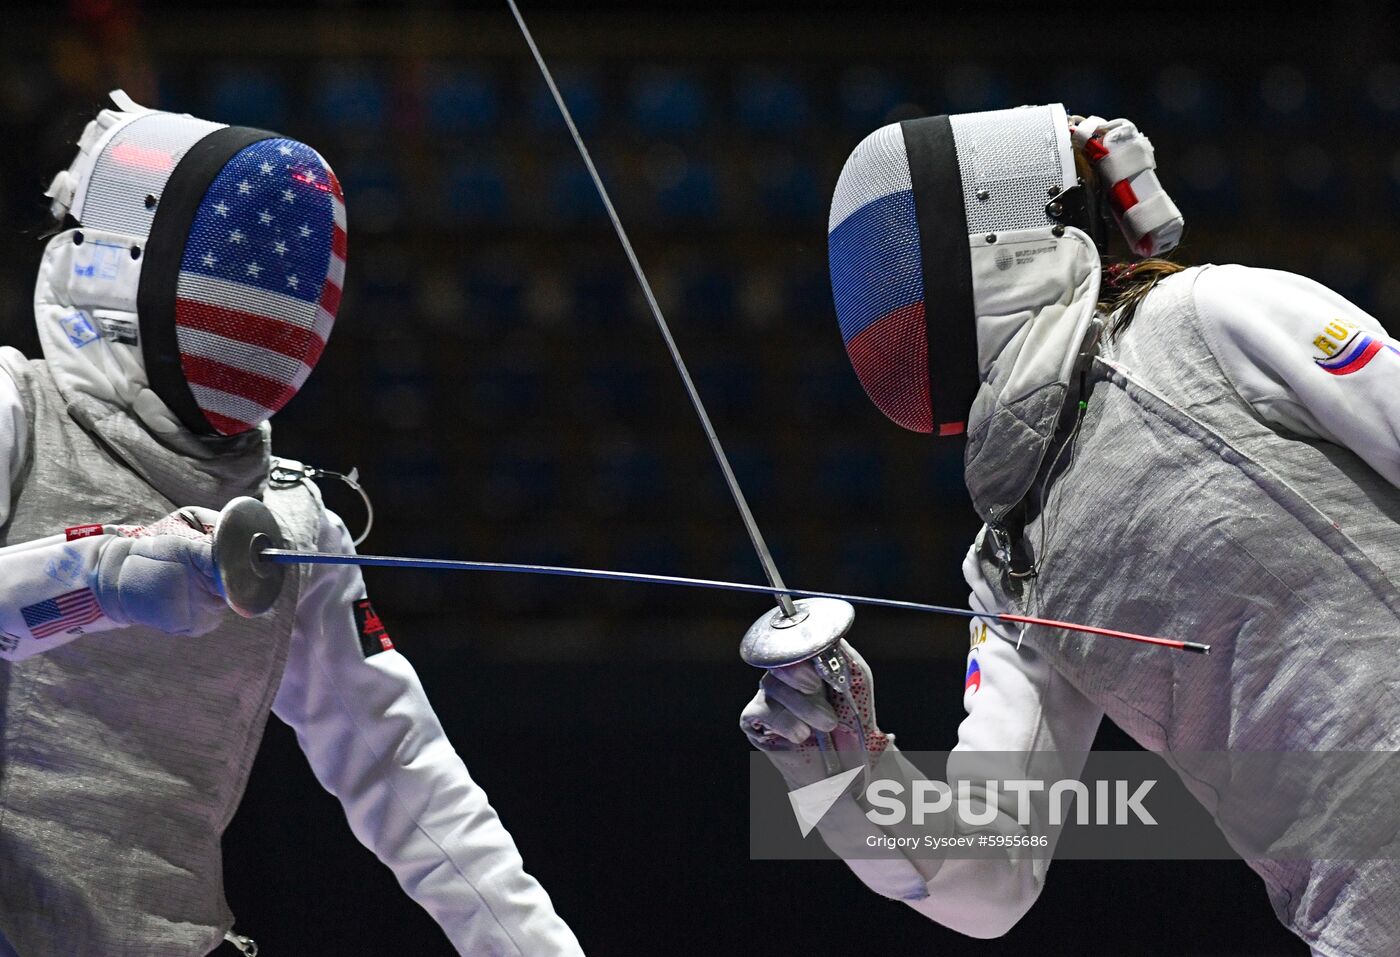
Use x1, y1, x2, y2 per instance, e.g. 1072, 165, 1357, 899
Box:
694, 357, 755, 418
549, 161, 606, 223
484, 444, 562, 515
830, 527, 908, 595
464, 263, 526, 328
585, 359, 654, 418
1278, 143, 1343, 215
734, 68, 811, 133
1312, 242, 1373, 310
206, 68, 288, 129
680, 266, 738, 327
468, 360, 545, 427
924, 442, 972, 500
797, 354, 865, 425
629, 68, 708, 137
1256, 65, 1313, 128
1149, 64, 1223, 127
605, 532, 685, 609
783, 265, 833, 320
725, 442, 775, 502
838, 66, 906, 130
571, 266, 631, 329
1390, 149, 1400, 213
441, 156, 509, 224
647, 147, 720, 221
424, 69, 501, 133
587, 436, 666, 512
1173, 144, 1242, 217
941, 63, 1011, 115
1363, 62, 1400, 125
334, 150, 404, 232
753, 152, 822, 221
1048, 68, 1119, 120
528, 69, 604, 135
313, 65, 389, 131
815, 443, 884, 506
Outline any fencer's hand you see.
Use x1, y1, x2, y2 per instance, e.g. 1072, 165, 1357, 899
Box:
93, 507, 228, 636
740, 639, 890, 759
741, 656, 836, 747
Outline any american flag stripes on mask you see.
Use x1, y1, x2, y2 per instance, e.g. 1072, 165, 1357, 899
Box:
173, 139, 345, 435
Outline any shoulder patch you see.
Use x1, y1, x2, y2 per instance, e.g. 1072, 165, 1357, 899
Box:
352, 598, 394, 657
1316, 330, 1387, 376
964, 652, 982, 694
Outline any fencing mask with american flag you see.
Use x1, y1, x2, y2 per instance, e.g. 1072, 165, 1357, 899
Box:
41, 91, 346, 436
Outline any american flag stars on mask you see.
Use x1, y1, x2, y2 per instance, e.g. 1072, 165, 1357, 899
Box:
173, 138, 346, 435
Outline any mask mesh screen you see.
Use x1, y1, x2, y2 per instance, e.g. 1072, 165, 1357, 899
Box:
172, 138, 345, 435
82, 113, 224, 235
827, 123, 931, 433
950, 105, 1069, 234
826, 106, 1074, 435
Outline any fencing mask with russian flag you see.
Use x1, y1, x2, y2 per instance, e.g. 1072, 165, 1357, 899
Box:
827, 103, 1181, 438
37, 90, 345, 436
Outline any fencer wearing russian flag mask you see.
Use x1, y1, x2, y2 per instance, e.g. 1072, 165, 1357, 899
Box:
743, 103, 1400, 956
0, 93, 581, 957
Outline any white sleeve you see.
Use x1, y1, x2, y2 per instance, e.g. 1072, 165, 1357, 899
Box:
272, 510, 583, 957
0, 533, 120, 660
1194, 264, 1400, 486
899, 545, 1103, 938
0, 365, 29, 527
0, 374, 110, 661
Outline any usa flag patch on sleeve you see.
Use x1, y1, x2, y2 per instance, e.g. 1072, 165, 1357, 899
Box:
22, 588, 104, 639
352, 598, 394, 657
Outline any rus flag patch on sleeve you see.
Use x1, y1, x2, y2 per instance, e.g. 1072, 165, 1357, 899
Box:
964, 655, 982, 694
352, 598, 394, 657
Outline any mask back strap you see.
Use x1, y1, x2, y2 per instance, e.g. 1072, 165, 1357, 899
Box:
900, 115, 977, 437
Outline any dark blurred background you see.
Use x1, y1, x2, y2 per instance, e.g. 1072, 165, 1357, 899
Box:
3, 0, 1396, 953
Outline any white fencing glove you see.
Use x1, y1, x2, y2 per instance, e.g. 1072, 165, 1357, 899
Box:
93, 507, 226, 636
740, 639, 892, 788
0, 507, 230, 660
739, 639, 937, 902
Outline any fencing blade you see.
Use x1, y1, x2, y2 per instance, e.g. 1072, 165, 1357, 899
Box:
504, 0, 798, 621
251, 547, 1208, 655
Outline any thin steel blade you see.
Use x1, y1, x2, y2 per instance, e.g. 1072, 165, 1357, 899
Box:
261, 548, 1209, 654
504, 0, 797, 620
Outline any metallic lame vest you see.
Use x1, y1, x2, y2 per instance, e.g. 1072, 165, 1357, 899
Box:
969, 266, 1400, 955
0, 348, 319, 956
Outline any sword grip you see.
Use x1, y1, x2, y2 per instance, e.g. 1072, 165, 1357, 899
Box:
812, 730, 843, 776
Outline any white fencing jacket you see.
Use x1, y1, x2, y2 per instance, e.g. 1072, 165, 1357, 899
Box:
0, 371, 583, 957
920, 265, 1400, 940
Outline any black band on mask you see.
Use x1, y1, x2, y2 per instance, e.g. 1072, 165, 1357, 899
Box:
900, 115, 977, 435
137, 125, 276, 435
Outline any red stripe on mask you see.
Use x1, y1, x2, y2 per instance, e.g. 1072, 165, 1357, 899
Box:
180, 352, 301, 412
175, 299, 326, 365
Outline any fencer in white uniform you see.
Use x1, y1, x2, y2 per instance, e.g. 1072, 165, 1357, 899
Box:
0, 93, 582, 957
744, 105, 1400, 956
